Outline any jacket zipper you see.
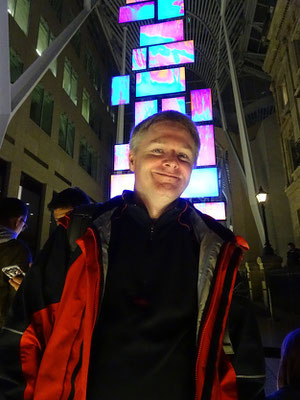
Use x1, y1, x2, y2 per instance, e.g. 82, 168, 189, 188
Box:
150, 224, 154, 240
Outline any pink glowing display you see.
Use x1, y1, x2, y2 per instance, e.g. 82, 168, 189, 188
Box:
191, 89, 213, 122
135, 100, 158, 125
161, 97, 186, 113
114, 144, 130, 171
111, 75, 130, 106
140, 20, 184, 46
196, 125, 216, 167
119, 2, 154, 23
132, 48, 147, 71
110, 173, 135, 198
157, 0, 185, 20
148, 40, 194, 68
126, 0, 149, 3
193, 202, 226, 220
136, 67, 186, 97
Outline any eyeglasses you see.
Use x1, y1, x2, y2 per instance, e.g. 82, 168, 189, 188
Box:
20, 218, 28, 232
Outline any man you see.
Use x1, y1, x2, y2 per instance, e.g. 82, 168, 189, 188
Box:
0, 111, 265, 399
287, 242, 300, 271
0, 198, 32, 327
47, 186, 90, 225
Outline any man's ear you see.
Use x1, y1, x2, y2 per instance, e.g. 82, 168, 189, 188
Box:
129, 151, 135, 172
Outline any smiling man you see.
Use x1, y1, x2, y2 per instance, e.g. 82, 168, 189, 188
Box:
0, 111, 265, 400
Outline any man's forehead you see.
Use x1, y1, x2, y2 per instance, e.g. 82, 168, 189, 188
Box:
148, 137, 193, 151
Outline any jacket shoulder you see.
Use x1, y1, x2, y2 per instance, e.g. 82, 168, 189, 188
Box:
188, 203, 236, 243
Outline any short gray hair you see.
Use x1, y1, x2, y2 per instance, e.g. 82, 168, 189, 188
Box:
129, 110, 200, 163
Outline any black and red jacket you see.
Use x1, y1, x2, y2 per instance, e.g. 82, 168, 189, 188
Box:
0, 194, 265, 399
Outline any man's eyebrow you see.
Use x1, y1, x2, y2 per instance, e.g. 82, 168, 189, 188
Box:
148, 139, 193, 151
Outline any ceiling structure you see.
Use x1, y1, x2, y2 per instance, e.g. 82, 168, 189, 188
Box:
90, 0, 276, 132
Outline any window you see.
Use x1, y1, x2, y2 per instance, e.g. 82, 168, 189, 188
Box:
295, 40, 300, 68
59, 113, 75, 156
71, 30, 81, 57
10, 48, 23, 83
36, 17, 57, 76
8, 0, 30, 35
281, 81, 288, 107
79, 138, 98, 179
82, 89, 90, 122
49, 0, 63, 22
30, 85, 54, 135
63, 58, 78, 105
89, 103, 102, 139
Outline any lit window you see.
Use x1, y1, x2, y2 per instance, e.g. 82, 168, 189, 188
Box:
10, 48, 23, 83
59, 113, 75, 157
281, 81, 288, 106
36, 17, 57, 76
30, 85, 54, 135
89, 102, 101, 138
63, 58, 78, 105
8, 0, 30, 35
82, 89, 90, 122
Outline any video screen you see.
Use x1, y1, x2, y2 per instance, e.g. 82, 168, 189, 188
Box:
114, 144, 130, 171
126, 0, 149, 3
119, 2, 155, 23
161, 96, 186, 113
135, 100, 158, 125
191, 88, 213, 122
111, 75, 130, 106
181, 167, 219, 198
193, 202, 226, 220
132, 48, 147, 71
110, 173, 134, 198
140, 20, 184, 46
148, 40, 194, 69
136, 67, 185, 97
157, 0, 184, 20
196, 125, 216, 167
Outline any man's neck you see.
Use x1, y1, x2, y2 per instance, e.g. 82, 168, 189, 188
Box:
133, 191, 175, 219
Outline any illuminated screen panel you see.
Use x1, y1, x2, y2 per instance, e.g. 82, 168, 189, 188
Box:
193, 202, 226, 220
126, 0, 149, 3
132, 48, 147, 71
119, 2, 155, 23
158, 0, 184, 20
135, 100, 158, 125
140, 20, 184, 46
148, 40, 194, 68
114, 144, 130, 171
111, 75, 130, 106
161, 96, 186, 113
196, 125, 216, 167
136, 67, 185, 97
111, 173, 134, 198
181, 168, 219, 198
191, 89, 213, 122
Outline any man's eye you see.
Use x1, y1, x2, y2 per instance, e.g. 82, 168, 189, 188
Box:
178, 153, 189, 161
152, 148, 163, 154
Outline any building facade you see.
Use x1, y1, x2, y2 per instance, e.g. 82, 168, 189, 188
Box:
0, 0, 117, 253
264, 0, 300, 245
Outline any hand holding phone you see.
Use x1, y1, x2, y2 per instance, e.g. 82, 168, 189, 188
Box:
2, 265, 25, 279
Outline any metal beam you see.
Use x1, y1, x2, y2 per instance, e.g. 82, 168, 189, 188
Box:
0, 0, 11, 148
10, 2, 99, 121
221, 0, 265, 246
242, 65, 271, 81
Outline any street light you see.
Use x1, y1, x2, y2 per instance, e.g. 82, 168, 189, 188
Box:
256, 186, 274, 256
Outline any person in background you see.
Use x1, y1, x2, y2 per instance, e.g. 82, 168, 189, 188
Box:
286, 242, 300, 272
0, 198, 32, 327
47, 186, 91, 225
0, 111, 265, 400
267, 328, 300, 400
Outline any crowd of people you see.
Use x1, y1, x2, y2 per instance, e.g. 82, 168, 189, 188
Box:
0, 110, 299, 399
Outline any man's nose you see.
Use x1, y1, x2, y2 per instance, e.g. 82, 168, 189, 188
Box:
163, 153, 179, 168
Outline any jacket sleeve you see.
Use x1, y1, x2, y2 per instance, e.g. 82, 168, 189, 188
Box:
0, 226, 71, 399
227, 272, 266, 400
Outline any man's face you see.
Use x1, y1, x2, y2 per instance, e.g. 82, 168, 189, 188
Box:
53, 207, 73, 225
15, 215, 27, 236
129, 121, 195, 205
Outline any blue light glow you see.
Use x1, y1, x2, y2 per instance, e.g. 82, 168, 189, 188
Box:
181, 168, 219, 198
